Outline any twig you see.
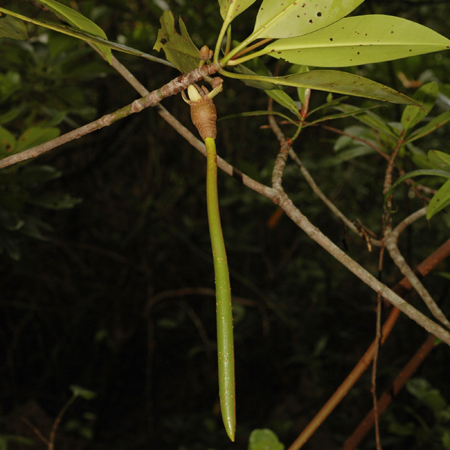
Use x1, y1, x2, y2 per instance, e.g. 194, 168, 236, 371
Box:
0, 64, 219, 169
371, 293, 382, 450
321, 124, 390, 162
391, 207, 427, 238
288, 148, 382, 247
268, 101, 290, 192
372, 248, 385, 450
384, 227, 450, 328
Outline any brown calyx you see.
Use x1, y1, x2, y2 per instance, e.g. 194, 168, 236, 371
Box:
190, 97, 217, 140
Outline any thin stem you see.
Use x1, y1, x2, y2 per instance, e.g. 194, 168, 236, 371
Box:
49, 395, 76, 450
205, 137, 236, 442
214, 20, 231, 65
228, 38, 273, 63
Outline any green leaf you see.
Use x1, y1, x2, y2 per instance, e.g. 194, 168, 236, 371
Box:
266, 90, 300, 118
335, 104, 397, 137
406, 111, 450, 144
252, 0, 364, 39
322, 145, 376, 166
428, 150, 450, 171
153, 11, 199, 73
442, 430, 450, 450
401, 82, 438, 132
427, 178, 450, 219
19, 165, 62, 185
268, 70, 417, 105
295, 65, 309, 104
29, 194, 82, 210
234, 64, 279, 90
219, 0, 257, 24
0, 107, 22, 125
16, 127, 60, 152
0, 14, 28, 40
219, 110, 298, 126
385, 169, 450, 201
264, 15, 450, 66
0, 126, 17, 158
33, 0, 111, 63
0, 8, 173, 67
406, 378, 447, 413
70, 385, 97, 400
248, 429, 285, 450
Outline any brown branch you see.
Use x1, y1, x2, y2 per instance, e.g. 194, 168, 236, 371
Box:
343, 333, 437, 450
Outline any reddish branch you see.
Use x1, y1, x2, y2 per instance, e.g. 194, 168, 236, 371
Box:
343, 333, 437, 450
287, 238, 450, 450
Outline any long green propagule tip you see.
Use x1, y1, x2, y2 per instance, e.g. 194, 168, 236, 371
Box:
204, 137, 236, 441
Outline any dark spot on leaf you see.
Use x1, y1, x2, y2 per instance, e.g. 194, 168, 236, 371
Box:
391, 31, 394, 34
330, 38, 333, 41
317, 12, 322, 16
309, 19, 313, 23
297, 15, 300, 17
160, 38, 168, 45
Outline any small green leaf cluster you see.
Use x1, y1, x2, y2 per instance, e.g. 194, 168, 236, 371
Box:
0, 66, 83, 260
386, 378, 450, 450
378, 82, 450, 219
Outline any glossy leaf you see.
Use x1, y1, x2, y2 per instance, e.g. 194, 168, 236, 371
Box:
335, 104, 397, 137
295, 65, 309, 104
219, 0, 257, 23
406, 111, 450, 143
0, 15, 27, 40
428, 150, 450, 171
0, 8, 173, 67
248, 429, 285, 450
265, 70, 417, 105
153, 11, 199, 73
220, 110, 298, 126
234, 64, 279, 90
427, 179, 450, 219
252, 0, 363, 39
0, 126, 16, 158
401, 82, 438, 132
305, 106, 382, 126
16, 127, 60, 153
385, 169, 450, 201
264, 15, 450, 67
322, 145, 376, 166
34, 0, 111, 63
266, 89, 300, 118
70, 385, 97, 400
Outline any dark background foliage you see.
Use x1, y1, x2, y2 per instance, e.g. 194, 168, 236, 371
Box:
1, 1, 450, 449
